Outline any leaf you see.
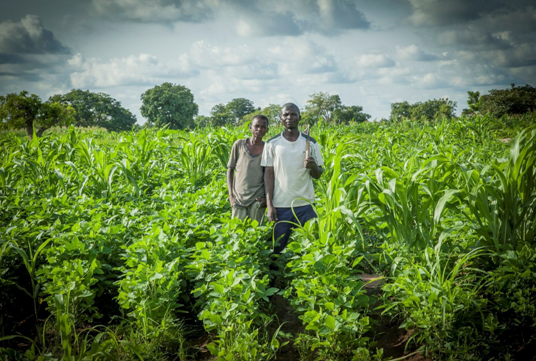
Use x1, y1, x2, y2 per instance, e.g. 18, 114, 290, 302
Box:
265, 287, 278, 297
325, 314, 336, 331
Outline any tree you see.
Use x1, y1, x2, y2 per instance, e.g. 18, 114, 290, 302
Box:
390, 98, 457, 121
193, 115, 211, 128
0, 91, 75, 140
225, 98, 258, 125
305, 92, 342, 124
140, 83, 198, 130
390, 101, 412, 121
261, 104, 282, 125
240, 104, 281, 125
333, 105, 370, 124
210, 103, 232, 127
50, 89, 136, 131
479, 84, 536, 117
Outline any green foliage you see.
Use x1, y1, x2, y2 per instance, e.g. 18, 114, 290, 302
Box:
241, 103, 281, 126
390, 98, 457, 121
225, 98, 259, 125
304, 92, 370, 125
333, 105, 370, 124
210, 103, 231, 127
210, 98, 260, 127
305, 92, 342, 124
0, 91, 75, 139
140, 82, 198, 130
479, 84, 536, 117
382, 246, 486, 359
50, 89, 137, 132
461, 90, 482, 116
1, 115, 535, 360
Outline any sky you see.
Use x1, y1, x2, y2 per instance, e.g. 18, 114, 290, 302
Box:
0, 0, 535, 123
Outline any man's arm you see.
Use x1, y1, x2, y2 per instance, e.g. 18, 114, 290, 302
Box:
226, 167, 235, 207
264, 166, 277, 222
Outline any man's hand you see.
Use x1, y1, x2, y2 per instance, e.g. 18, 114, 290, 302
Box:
304, 156, 317, 169
304, 157, 323, 179
229, 195, 235, 207
266, 205, 278, 222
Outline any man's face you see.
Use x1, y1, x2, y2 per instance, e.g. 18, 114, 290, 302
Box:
280, 106, 300, 129
250, 117, 268, 138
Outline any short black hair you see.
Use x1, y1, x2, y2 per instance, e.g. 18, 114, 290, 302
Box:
281, 102, 300, 118
251, 114, 269, 127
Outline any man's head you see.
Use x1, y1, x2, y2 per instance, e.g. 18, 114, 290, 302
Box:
280, 103, 300, 130
249, 114, 268, 138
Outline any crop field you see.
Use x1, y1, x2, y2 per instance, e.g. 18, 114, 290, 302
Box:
1, 115, 536, 361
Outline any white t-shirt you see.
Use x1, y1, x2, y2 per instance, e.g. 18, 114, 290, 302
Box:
261, 132, 324, 208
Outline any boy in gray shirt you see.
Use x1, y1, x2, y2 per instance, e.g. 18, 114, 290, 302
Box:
226, 115, 269, 223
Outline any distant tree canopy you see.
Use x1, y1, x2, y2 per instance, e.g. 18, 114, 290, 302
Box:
210, 98, 260, 127
0, 91, 75, 140
140, 83, 198, 130
50, 89, 136, 131
333, 105, 370, 124
241, 104, 281, 125
390, 98, 457, 121
303, 92, 370, 124
463, 84, 536, 117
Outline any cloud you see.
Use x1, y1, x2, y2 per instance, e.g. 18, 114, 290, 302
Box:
90, 0, 214, 22
408, 2, 536, 88
396, 44, 438, 61
269, 38, 344, 75
437, 27, 512, 50
406, 0, 504, 27
0, 54, 25, 64
412, 72, 447, 89
68, 53, 198, 88
90, 0, 370, 36
376, 66, 412, 85
0, 15, 70, 55
189, 41, 256, 68
355, 54, 395, 68
235, 0, 371, 36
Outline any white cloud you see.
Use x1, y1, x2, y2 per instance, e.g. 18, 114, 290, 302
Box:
189, 41, 256, 68
396, 44, 437, 61
68, 53, 198, 88
355, 54, 395, 68
377, 66, 412, 85
413, 72, 446, 89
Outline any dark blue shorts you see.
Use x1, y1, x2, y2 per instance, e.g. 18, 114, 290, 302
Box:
272, 205, 317, 254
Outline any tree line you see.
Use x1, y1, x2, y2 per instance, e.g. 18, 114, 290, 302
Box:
1, 82, 535, 139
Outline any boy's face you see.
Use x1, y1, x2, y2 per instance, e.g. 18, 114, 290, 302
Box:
250, 118, 268, 139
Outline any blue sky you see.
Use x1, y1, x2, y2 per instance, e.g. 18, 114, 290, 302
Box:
1, 0, 535, 123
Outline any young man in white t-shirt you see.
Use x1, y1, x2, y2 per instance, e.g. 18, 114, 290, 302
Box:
261, 103, 324, 253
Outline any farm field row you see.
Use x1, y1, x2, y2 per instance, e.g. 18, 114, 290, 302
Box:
1, 114, 535, 361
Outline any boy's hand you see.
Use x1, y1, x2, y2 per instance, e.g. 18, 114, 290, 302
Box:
267, 205, 278, 222
257, 197, 267, 207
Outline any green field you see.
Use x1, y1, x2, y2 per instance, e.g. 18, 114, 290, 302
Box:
1, 114, 535, 361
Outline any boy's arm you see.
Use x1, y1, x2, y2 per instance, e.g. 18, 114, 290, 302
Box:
226, 167, 235, 207
264, 166, 277, 222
